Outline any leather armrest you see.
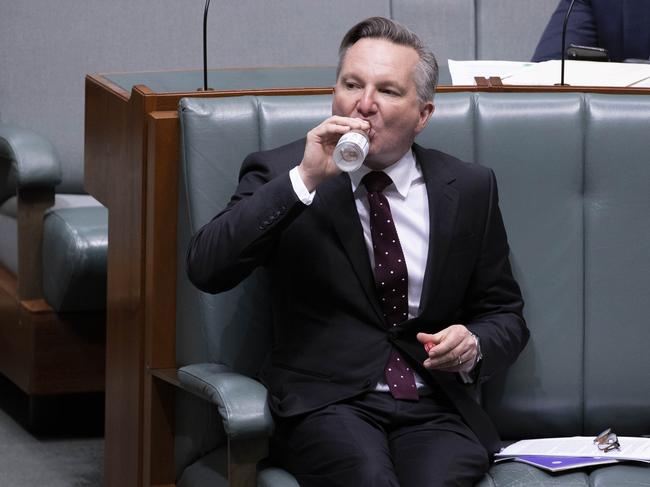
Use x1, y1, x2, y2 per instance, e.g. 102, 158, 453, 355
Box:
258, 467, 301, 487
0, 124, 62, 201
178, 363, 274, 439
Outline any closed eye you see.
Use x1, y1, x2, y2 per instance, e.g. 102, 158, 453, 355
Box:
380, 89, 399, 96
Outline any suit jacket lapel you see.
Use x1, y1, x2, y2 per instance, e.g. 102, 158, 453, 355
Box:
416, 145, 459, 314
317, 173, 385, 325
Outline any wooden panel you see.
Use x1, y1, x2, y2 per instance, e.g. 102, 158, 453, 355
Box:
89, 82, 156, 487
144, 112, 179, 370
229, 438, 268, 487
143, 112, 181, 487
149, 368, 181, 387
0, 265, 18, 300
150, 86, 333, 111
0, 266, 105, 395
16, 187, 55, 299
21, 299, 53, 313
84, 75, 130, 206
0, 266, 29, 391
143, 376, 175, 487
28, 304, 105, 394
87, 73, 131, 100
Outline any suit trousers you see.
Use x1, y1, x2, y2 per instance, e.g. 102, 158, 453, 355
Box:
271, 390, 489, 487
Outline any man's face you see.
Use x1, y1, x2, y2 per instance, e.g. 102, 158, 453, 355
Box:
332, 38, 434, 170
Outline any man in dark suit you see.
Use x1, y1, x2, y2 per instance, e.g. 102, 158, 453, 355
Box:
533, 0, 650, 62
187, 16, 529, 487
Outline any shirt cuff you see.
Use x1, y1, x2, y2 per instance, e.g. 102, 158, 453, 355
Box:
289, 166, 316, 205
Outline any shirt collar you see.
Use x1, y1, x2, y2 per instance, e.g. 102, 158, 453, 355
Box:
349, 149, 420, 199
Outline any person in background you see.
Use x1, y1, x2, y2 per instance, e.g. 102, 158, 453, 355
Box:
533, 0, 650, 62
187, 16, 529, 487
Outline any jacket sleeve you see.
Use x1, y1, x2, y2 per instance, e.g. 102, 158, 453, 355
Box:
186, 151, 307, 294
462, 169, 529, 384
532, 0, 597, 62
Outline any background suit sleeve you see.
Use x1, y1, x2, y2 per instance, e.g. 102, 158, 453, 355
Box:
532, 0, 597, 62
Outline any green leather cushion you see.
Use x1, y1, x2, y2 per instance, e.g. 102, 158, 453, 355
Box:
478, 462, 650, 486
583, 95, 650, 434
476, 93, 585, 439
0, 194, 101, 275
42, 206, 107, 312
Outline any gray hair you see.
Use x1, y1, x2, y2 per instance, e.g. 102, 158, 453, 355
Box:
336, 16, 439, 104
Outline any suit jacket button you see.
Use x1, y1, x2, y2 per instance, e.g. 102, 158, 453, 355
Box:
364, 379, 372, 387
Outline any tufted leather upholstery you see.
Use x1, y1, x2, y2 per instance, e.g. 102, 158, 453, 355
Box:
176, 93, 650, 486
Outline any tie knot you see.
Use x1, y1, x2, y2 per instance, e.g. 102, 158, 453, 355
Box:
362, 171, 392, 193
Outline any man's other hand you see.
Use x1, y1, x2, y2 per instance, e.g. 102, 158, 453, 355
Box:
417, 325, 477, 373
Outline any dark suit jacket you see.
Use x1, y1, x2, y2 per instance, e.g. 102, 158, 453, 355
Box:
533, 0, 650, 62
187, 139, 529, 453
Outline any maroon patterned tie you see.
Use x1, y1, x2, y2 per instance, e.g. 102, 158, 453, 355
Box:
362, 171, 419, 401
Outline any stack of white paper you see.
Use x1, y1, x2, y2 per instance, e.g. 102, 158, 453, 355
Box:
497, 436, 650, 462
448, 59, 650, 87
448, 59, 534, 86
503, 60, 650, 87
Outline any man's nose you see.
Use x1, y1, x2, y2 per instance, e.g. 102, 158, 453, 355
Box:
356, 89, 377, 116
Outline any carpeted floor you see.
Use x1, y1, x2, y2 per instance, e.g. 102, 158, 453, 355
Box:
0, 375, 104, 486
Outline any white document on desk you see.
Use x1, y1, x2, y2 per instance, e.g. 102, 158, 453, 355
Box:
497, 436, 650, 462
502, 60, 650, 87
448, 60, 534, 85
631, 76, 650, 88
449, 59, 650, 87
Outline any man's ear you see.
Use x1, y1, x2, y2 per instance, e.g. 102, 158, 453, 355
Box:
416, 102, 435, 134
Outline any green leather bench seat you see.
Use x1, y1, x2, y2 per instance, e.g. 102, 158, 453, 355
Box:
41, 205, 107, 312
175, 93, 650, 487
0, 123, 108, 313
0, 122, 106, 404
